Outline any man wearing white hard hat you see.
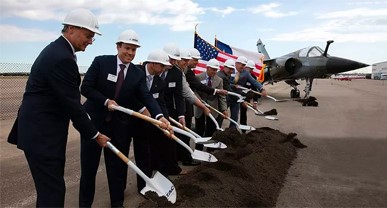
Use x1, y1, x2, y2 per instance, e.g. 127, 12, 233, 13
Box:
185, 48, 228, 130
79, 31, 171, 207
229, 56, 267, 128
216, 58, 235, 126
194, 59, 227, 138
132, 49, 172, 193
8, 9, 109, 207
240, 60, 260, 133
7, 8, 110, 207
162, 43, 186, 174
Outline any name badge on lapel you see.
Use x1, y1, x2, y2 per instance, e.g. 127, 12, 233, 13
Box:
107, 74, 117, 82
168, 82, 176, 88
200, 80, 206, 84
153, 93, 159, 98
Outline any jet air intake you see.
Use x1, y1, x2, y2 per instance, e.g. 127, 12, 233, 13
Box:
282, 58, 301, 75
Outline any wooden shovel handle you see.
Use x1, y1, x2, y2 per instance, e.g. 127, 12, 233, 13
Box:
204, 103, 228, 119
169, 116, 183, 128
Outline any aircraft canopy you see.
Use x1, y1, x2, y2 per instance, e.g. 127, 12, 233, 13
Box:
298, 46, 324, 58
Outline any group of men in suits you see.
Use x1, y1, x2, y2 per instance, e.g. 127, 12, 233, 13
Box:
7, 8, 268, 208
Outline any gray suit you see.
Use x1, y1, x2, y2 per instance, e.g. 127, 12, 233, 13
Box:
194, 72, 226, 137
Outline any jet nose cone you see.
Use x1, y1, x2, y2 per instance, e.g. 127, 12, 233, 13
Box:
327, 57, 369, 74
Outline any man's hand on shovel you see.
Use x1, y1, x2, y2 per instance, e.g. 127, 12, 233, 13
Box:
106, 99, 119, 111
95, 133, 111, 147
158, 117, 174, 136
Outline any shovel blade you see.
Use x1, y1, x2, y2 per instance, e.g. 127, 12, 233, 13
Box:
192, 149, 218, 162
237, 98, 245, 103
265, 115, 278, 120
140, 171, 177, 204
193, 137, 212, 143
239, 125, 256, 131
203, 142, 227, 149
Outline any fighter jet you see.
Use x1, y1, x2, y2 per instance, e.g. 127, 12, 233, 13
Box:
256, 39, 369, 98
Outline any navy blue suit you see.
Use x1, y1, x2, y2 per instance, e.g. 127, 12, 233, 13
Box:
7, 36, 98, 207
79, 56, 162, 207
132, 64, 171, 192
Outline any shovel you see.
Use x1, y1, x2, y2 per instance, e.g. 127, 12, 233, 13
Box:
154, 125, 218, 163
246, 103, 279, 121
106, 142, 177, 203
226, 91, 246, 103
206, 112, 224, 131
168, 117, 227, 149
112, 105, 218, 163
236, 85, 289, 102
203, 102, 256, 131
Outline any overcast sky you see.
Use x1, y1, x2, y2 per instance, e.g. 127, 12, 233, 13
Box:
1, 0, 386, 73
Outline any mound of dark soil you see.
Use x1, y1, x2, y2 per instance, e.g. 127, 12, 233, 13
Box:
140, 127, 303, 207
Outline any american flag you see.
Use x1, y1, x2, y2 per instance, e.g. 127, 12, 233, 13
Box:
193, 33, 264, 83
194, 33, 236, 74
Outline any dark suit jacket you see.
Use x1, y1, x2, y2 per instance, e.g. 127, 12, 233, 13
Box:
8, 36, 97, 157
81, 55, 162, 130
185, 69, 215, 95
244, 73, 259, 102
163, 65, 184, 118
137, 64, 169, 118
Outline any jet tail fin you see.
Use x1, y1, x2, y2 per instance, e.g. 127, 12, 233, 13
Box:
256, 39, 270, 60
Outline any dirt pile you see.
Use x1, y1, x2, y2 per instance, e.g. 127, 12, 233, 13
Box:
140, 127, 304, 207
295, 96, 318, 107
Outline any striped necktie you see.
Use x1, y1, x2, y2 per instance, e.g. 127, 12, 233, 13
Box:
114, 64, 126, 99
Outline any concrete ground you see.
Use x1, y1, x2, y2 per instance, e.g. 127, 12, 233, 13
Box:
1, 78, 386, 207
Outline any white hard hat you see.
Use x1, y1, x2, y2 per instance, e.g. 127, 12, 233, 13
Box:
189, 48, 201, 59
180, 49, 192, 60
116, 29, 141, 47
224, 59, 236, 69
236, 56, 248, 65
146, 49, 171, 66
62, 8, 101, 35
207, 59, 220, 70
163, 43, 181, 60
246, 60, 255, 69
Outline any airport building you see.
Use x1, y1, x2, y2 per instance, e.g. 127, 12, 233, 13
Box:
372, 61, 387, 80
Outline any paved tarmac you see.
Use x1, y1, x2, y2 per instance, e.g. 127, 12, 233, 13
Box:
1, 78, 386, 207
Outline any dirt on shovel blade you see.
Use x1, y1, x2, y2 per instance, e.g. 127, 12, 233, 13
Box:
295, 96, 319, 107
264, 109, 278, 115
139, 127, 305, 207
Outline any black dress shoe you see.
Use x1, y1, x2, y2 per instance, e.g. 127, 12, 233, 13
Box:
182, 160, 201, 166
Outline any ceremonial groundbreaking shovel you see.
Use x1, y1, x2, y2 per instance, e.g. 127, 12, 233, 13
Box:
168, 117, 227, 149
207, 113, 224, 131
154, 125, 218, 163
112, 105, 218, 163
236, 85, 289, 102
226, 91, 245, 103
106, 142, 177, 203
203, 103, 256, 131
246, 103, 279, 121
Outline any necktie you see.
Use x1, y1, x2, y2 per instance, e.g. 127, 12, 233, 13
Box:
114, 64, 126, 99
234, 71, 240, 84
146, 75, 153, 90
207, 77, 212, 87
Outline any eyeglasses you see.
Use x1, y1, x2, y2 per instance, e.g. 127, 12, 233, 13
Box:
74, 26, 95, 42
